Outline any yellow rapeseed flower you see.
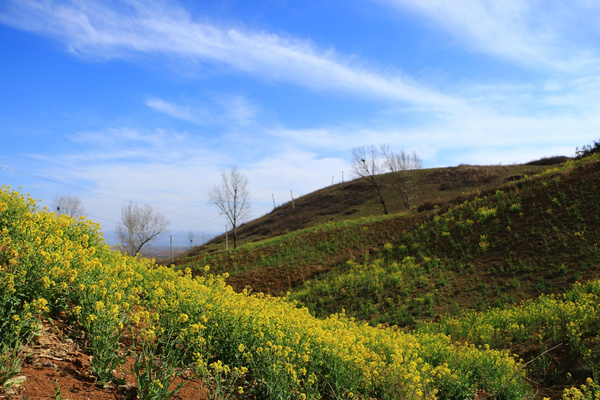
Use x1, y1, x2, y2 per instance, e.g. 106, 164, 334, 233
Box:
178, 313, 189, 323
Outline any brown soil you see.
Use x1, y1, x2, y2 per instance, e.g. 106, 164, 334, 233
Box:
2, 318, 207, 400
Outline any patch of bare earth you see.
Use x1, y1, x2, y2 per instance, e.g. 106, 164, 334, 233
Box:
2, 317, 207, 400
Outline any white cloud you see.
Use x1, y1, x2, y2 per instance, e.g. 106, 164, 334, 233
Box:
268, 106, 597, 167
67, 128, 195, 163
0, 0, 462, 110
247, 150, 350, 209
145, 98, 206, 125
145, 95, 259, 127
21, 125, 351, 235
217, 95, 258, 126
380, 0, 600, 72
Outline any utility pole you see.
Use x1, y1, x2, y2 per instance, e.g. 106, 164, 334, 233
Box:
272, 193, 276, 209
170, 235, 173, 263
290, 189, 295, 208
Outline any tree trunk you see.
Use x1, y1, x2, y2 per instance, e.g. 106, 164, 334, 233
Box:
375, 185, 389, 215
233, 225, 238, 249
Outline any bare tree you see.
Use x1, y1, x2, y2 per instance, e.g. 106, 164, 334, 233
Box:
53, 194, 85, 218
188, 231, 210, 248
382, 145, 422, 210
188, 231, 199, 248
208, 166, 251, 249
351, 145, 389, 215
116, 201, 170, 256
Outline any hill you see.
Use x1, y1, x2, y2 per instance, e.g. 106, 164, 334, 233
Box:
1, 184, 538, 400
189, 162, 562, 254
174, 160, 564, 296
177, 155, 600, 326
291, 156, 600, 322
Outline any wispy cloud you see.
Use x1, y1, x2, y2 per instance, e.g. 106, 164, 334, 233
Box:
379, 0, 600, 72
145, 95, 258, 127
145, 98, 206, 125
27, 125, 352, 232
269, 106, 598, 166
217, 95, 258, 127
0, 0, 461, 110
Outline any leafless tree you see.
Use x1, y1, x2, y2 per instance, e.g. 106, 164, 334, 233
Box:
351, 145, 389, 215
53, 194, 85, 218
208, 166, 251, 249
188, 231, 210, 248
116, 201, 170, 255
382, 145, 422, 210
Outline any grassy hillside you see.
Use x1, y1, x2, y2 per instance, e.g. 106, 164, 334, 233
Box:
1, 185, 538, 400
175, 162, 559, 294
168, 154, 600, 398
290, 156, 600, 325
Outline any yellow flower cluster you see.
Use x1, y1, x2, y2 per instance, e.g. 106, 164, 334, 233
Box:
562, 377, 600, 400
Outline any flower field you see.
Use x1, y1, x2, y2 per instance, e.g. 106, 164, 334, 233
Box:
0, 185, 536, 399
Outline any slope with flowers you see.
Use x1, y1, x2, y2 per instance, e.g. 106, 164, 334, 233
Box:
287, 155, 600, 398
178, 156, 600, 323
173, 153, 600, 398
1, 185, 538, 399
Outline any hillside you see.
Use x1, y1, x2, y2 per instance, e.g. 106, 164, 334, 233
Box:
190, 162, 560, 253
174, 160, 564, 296
290, 156, 600, 323
168, 154, 600, 398
177, 156, 600, 326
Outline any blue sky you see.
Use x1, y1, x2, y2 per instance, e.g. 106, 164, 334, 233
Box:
2, 0, 600, 245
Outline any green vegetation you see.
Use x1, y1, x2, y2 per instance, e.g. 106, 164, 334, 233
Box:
1, 186, 533, 399
288, 157, 600, 325
4, 152, 600, 398
175, 153, 600, 397
191, 162, 555, 253
176, 213, 422, 294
